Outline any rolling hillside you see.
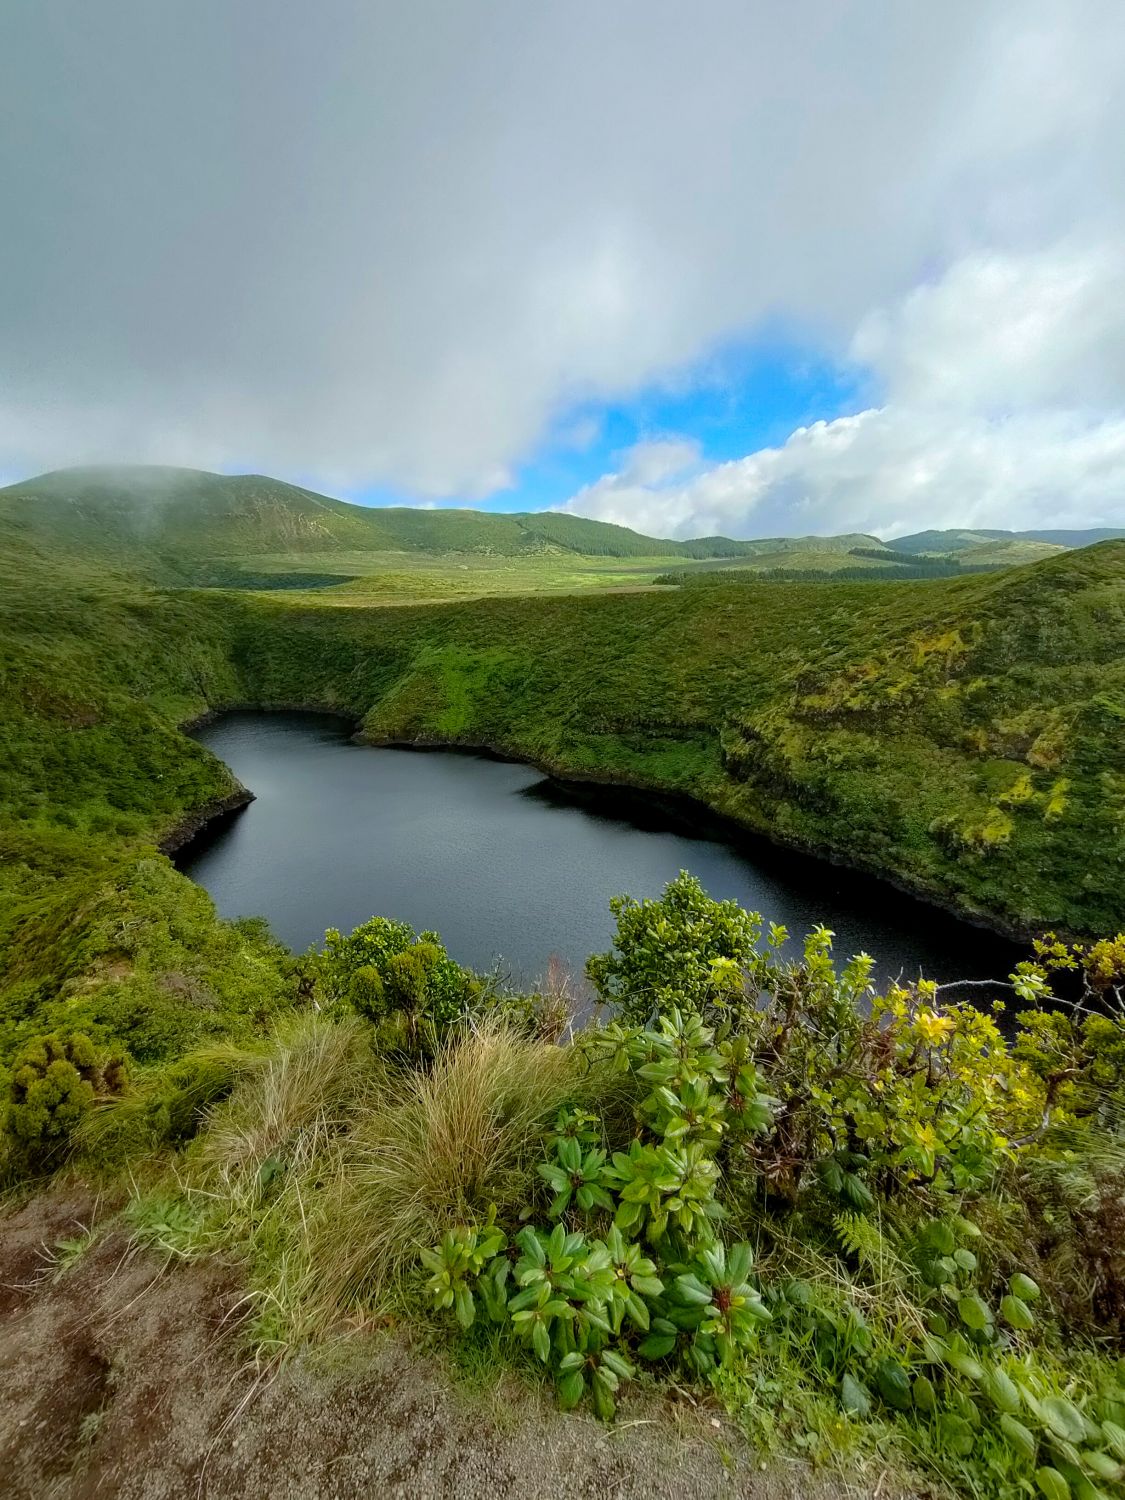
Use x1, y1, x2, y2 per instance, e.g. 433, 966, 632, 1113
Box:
3, 467, 1120, 581
886, 526, 1125, 558
0, 466, 744, 565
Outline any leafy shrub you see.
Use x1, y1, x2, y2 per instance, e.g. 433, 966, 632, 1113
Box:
421, 1004, 777, 1417
585, 870, 763, 1024
5, 1030, 127, 1166
319, 915, 481, 1053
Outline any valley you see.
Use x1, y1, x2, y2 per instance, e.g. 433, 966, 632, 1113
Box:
2, 466, 1124, 1500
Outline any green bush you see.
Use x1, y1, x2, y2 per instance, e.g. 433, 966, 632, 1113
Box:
585, 870, 763, 1025
5, 1030, 127, 1166
422, 1004, 777, 1417
320, 915, 481, 1053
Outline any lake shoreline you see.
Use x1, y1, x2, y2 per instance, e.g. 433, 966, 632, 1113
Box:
171, 705, 1035, 956
359, 729, 1036, 949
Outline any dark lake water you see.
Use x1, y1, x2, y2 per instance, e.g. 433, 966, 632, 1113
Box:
178, 712, 1024, 997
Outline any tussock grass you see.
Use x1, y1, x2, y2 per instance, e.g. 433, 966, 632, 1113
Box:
299, 1020, 579, 1320
76, 1036, 280, 1166
198, 1013, 375, 1196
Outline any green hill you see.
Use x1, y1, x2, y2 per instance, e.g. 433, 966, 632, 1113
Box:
7, 468, 1117, 583
0, 465, 740, 565
887, 525, 1125, 557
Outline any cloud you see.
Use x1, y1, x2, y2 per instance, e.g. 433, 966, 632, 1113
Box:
563, 406, 1125, 540
851, 244, 1125, 413
1, 2, 1124, 508
617, 440, 702, 487
563, 238, 1125, 537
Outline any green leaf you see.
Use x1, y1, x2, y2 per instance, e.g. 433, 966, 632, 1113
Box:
923, 1220, 956, 1256
1041, 1397, 1088, 1445
912, 1375, 937, 1413
875, 1358, 912, 1412
674, 1272, 714, 1307
958, 1294, 993, 1332
988, 1367, 1023, 1414
947, 1351, 984, 1383
1035, 1467, 1071, 1500
840, 1372, 871, 1417
557, 1370, 585, 1410
531, 1319, 551, 1364
1001, 1295, 1035, 1331
638, 1330, 677, 1360
591, 1371, 616, 1422
625, 1291, 650, 1331
518, 1228, 546, 1267
601, 1349, 634, 1382
1011, 1272, 1042, 1303
953, 1248, 978, 1273
454, 1285, 475, 1330
999, 1414, 1038, 1463
1084, 1450, 1124, 1484
632, 1274, 664, 1299
937, 1414, 975, 1457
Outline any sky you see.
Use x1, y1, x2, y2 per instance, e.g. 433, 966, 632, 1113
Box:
2, 2, 1124, 540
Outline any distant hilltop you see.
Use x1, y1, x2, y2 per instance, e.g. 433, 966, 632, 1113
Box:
2, 463, 1122, 569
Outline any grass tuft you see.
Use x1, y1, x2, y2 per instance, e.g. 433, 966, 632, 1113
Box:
300, 1020, 579, 1321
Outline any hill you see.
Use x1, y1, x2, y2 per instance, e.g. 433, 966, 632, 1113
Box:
886, 525, 1125, 557
0, 465, 744, 566
4, 468, 1119, 585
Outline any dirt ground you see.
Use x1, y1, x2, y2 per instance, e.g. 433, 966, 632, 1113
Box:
0, 1189, 910, 1500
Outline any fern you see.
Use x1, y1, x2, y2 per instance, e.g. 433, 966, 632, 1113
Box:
834, 1210, 890, 1271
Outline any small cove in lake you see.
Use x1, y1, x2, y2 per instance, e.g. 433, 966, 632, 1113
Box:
178, 712, 1025, 998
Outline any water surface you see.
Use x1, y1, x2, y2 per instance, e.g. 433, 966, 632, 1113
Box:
179, 712, 1024, 995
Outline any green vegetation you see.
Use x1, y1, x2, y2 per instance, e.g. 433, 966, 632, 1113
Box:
3, 467, 1118, 604
3, 465, 1125, 1494
31, 875, 1125, 1500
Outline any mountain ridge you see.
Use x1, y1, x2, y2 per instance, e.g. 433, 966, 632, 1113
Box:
2, 464, 1121, 566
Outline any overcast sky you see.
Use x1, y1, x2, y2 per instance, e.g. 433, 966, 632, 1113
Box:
2, 1, 1124, 537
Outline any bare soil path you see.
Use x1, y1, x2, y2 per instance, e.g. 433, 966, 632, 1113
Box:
0, 1189, 913, 1500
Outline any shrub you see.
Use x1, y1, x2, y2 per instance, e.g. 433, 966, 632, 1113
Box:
585, 870, 763, 1025
5, 1030, 127, 1166
76, 1038, 275, 1164
421, 1006, 777, 1417
320, 915, 481, 1052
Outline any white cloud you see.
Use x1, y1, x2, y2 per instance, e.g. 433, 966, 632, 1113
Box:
617, 440, 702, 487
851, 245, 1125, 413
564, 239, 1125, 537
3, 1, 1124, 504
564, 407, 1125, 540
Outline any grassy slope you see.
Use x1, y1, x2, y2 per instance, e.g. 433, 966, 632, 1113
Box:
2, 516, 1125, 1078
0, 558, 293, 1069
5, 466, 1119, 580
220, 545, 1125, 936
0, 466, 754, 562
